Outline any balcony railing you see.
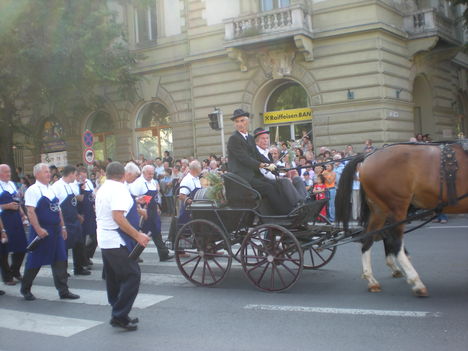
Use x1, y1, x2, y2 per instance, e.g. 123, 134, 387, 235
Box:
404, 8, 461, 44
224, 5, 312, 46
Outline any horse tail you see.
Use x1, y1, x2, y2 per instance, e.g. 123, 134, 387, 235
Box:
335, 153, 366, 230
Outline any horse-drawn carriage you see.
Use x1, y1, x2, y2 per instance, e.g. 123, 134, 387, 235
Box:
173, 141, 468, 296
173, 172, 342, 292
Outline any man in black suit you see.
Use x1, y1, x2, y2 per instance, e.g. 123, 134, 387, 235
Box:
252, 127, 306, 209
227, 109, 290, 215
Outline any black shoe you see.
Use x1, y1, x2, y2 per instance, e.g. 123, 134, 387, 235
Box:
85, 259, 93, 266
60, 291, 80, 299
110, 318, 138, 331
21, 290, 36, 301
159, 254, 174, 262
74, 269, 91, 276
137, 258, 143, 263
127, 316, 139, 324
0, 290, 5, 296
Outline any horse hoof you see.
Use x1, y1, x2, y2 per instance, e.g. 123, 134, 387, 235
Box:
368, 285, 382, 293
392, 271, 404, 278
413, 288, 429, 297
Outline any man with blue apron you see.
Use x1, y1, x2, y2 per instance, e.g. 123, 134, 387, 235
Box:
0, 164, 28, 284
177, 160, 202, 226
96, 162, 150, 331
130, 165, 173, 262
52, 165, 90, 275
21, 163, 80, 301
76, 167, 97, 265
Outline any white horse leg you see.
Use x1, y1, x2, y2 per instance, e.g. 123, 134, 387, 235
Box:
361, 248, 381, 292
386, 254, 403, 278
396, 243, 428, 297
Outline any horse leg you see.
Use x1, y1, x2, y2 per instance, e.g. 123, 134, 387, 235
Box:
361, 212, 386, 292
383, 237, 403, 278
396, 241, 428, 297
361, 238, 381, 292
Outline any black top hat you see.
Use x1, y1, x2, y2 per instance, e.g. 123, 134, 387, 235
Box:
253, 127, 270, 138
231, 109, 250, 120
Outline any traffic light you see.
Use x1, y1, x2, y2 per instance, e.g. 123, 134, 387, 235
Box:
208, 110, 221, 131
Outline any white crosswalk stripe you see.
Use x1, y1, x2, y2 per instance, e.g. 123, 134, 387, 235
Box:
0, 309, 102, 337
1, 284, 172, 308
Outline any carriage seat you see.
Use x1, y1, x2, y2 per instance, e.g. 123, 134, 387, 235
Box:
221, 172, 262, 210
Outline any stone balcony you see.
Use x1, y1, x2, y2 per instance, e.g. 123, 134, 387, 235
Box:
404, 7, 462, 45
224, 4, 312, 48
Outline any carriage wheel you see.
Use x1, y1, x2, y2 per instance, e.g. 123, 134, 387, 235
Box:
174, 219, 232, 287
301, 214, 336, 269
240, 224, 303, 292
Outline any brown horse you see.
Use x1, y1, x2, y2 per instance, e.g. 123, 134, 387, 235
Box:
335, 142, 468, 296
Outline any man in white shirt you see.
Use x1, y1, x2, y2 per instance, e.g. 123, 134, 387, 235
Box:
21, 163, 79, 301
129, 165, 173, 261
76, 167, 97, 266
253, 128, 305, 210
96, 162, 150, 331
52, 165, 89, 276
0, 164, 28, 284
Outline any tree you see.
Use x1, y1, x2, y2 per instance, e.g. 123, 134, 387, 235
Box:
0, 0, 140, 179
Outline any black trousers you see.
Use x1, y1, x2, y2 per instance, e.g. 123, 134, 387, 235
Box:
0, 251, 25, 282
101, 246, 141, 322
85, 233, 98, 259
21, 260, 69, 296
71, 240, 88, 271
250, 177, 291, 215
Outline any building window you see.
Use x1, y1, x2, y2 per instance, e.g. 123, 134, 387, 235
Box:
260, 0, 290, 12
87, 111, 116, 162
134, 2, 157, 43
135, 103, 172, 160
265, 82, 311, 143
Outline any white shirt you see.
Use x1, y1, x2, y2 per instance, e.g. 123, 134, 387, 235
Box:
256, 146, 276, 181
81, 179, 95, 192
179, 173, 201, 196
96, 179, 134, 249
129, 176, 161, 204
25, 181, 57, 207
52, 178, 79, 205
0, 180, 17, 194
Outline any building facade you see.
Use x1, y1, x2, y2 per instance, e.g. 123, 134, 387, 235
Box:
17, 0, 468, 170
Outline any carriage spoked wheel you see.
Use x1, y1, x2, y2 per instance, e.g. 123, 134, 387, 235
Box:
240, 224, 303, 292
174, 219, 232, 287
302, 214, 337, 269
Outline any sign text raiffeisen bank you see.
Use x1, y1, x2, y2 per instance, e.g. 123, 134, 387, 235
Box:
263, 108, 313, 124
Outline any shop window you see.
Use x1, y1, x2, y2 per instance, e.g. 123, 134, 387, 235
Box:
88, 111, 116, 162
134, 1, 158, 44
260, 0, 290, 12
265, 82, 312, 143
135, 102, 172, 160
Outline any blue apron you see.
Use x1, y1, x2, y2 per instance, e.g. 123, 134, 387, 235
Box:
177, 186, 200, 226
141, 183, 161, 235
61, 184, 82, 250
117, 196, 139, 253
0, 183, 27, 253
77, 181, 96, 237
25, 190, 67, 269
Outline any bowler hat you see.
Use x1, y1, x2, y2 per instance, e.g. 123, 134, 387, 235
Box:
253, 127, 270, 138
231, 109, 250, 121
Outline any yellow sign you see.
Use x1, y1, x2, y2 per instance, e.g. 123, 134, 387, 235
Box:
263, 108, 313, 124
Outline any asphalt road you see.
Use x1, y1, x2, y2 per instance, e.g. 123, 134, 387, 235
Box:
1, 215, 467, 351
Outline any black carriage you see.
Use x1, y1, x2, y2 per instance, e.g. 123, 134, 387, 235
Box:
173, 173, 341, 292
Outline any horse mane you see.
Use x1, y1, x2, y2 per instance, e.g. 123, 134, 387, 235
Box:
335, 153, 366, 230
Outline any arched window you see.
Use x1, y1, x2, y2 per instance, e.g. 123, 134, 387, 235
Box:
265, 82, 311, 143
135, 102, 173, 160
87, 111, 116, 162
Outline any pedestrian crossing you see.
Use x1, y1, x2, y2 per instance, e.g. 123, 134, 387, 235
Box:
0, 241, 181, 338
